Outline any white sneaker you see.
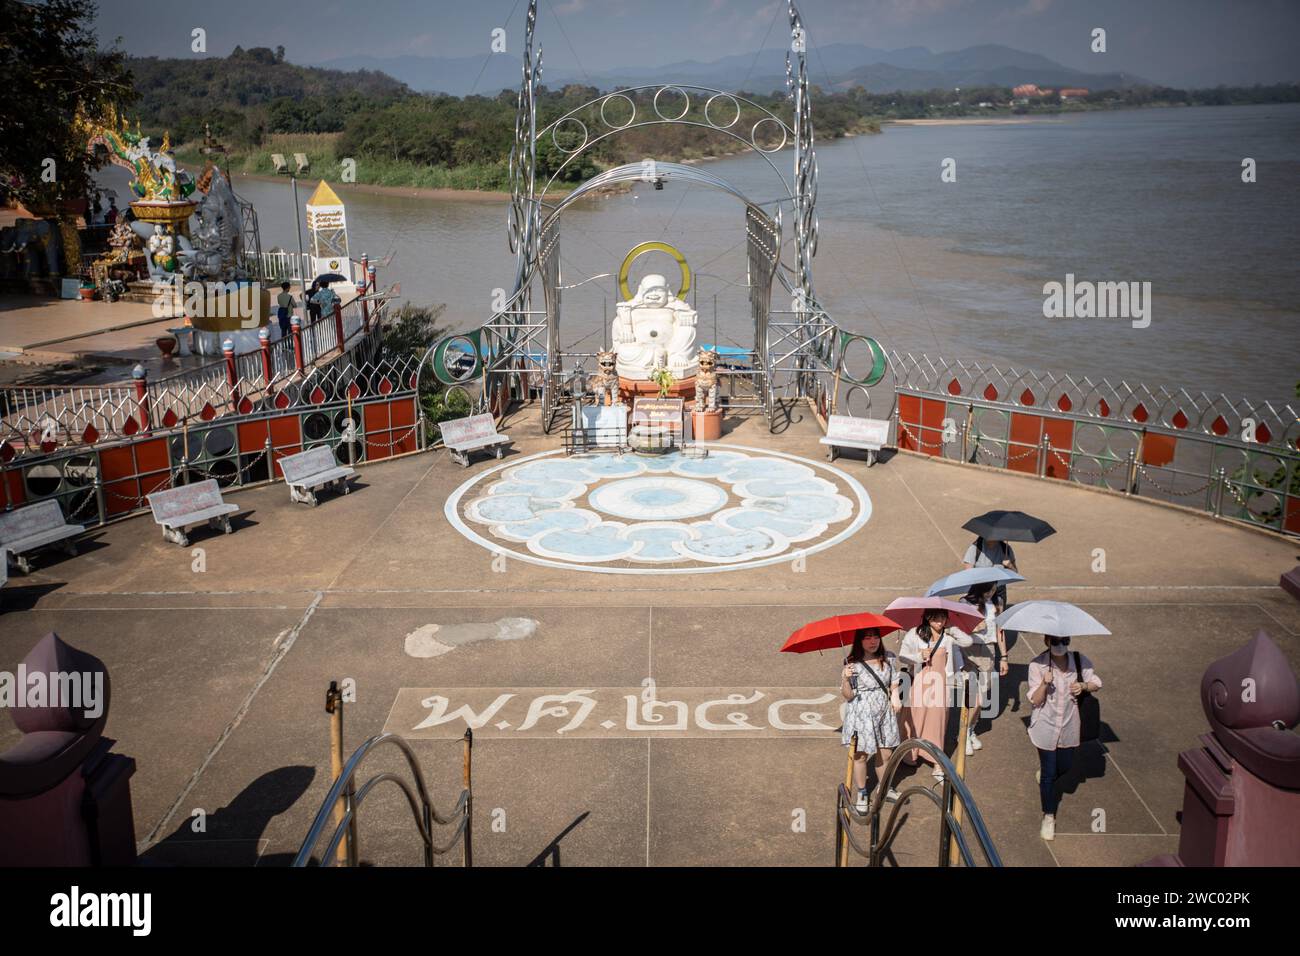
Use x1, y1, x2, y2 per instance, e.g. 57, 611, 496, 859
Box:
971, 734, 983, 751
885, 788, 901, 802
855, 792, 869, 813
1040, 814, 1055, 841
965, 737, 975, 757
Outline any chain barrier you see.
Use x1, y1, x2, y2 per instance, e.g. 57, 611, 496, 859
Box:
1223, 479, 1251, 508
361, 423, 420, 451
184, 447, 270, 484
1134, 462, 1213, 497
104, 472, 175, 506
1053, 446, 1127, 478
972, 439, 1038, 463
898, 422, 947, 452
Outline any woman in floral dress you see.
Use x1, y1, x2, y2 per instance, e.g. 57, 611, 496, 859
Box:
840, 627, 903, 810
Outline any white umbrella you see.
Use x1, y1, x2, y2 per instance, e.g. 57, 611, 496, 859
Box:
996, 601, 1110, 636
926, 566, 1024, 597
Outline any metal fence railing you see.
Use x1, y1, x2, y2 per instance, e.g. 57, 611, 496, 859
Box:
890, 352, 1300, 537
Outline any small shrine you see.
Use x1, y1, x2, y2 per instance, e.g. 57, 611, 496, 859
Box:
575, 241, 724, 449
81, 108, 269, 354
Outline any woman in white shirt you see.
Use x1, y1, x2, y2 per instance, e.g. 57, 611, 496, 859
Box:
960, 583, 1009, 757
839, 628, 903, 810
897, 610, 974, 785
1027, 635, 1102, 841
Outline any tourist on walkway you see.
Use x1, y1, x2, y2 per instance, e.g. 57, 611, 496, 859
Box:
1027, 635, 1103, 841
840, 627, 903, 810
276, 282, 296, 338
305, 280, 322, 322
960, 583, 1009, 757
313, 282, 339, 323
963, 536, 1017, 609
898, 609, 973, 785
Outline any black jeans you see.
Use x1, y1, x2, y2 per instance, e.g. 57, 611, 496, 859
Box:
1036, 745, 1076, 814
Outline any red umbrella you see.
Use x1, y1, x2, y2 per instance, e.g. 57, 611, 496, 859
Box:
883, 596, 983, 633
781, 613, 903, 654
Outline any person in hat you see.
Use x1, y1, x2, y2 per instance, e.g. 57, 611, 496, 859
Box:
840, 628, 903, 810
1027, 635, 1103, 841
960, 582, 1009, 757
963, 536, 1017, 609
897, 609, 974, 786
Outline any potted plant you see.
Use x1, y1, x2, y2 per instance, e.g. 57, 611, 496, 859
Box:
650, 366, 676, 398
78, 277, 97, 301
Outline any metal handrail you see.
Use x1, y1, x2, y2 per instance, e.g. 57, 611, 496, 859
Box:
293, 729, 472, 867
835, 737, 1002, 868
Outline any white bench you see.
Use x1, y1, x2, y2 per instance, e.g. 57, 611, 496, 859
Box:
438, 413, 511, 468
821, 414, 889, 466
146, 479, 239, 546
278, 445, 357, 506
0, 499, 84, 574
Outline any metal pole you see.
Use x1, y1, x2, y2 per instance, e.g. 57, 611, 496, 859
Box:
325, 682, 348, 866
462, 728, 474, 868
1214, 467, 1226, 516
839, 733, 856, 867
1124, 449, 1137, 496
292, 175, 305, 288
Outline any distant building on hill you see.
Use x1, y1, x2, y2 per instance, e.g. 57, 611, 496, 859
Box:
1060, 88, 1090, 99
1012, 83, 1041, 98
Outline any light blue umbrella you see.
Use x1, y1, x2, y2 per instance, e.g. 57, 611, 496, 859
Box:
926, 566, 1024, 598
995, 601, 1111, 636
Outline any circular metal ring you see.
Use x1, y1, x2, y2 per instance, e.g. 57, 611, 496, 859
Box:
617, 240, 692, 302
599, 93, 637, 130
751, 117, 788, 153
843, 385, 873, 418
431, 333, 481, 386
653, 86, 691, 122
550, 117, 589, 155
704, 93, 741, 130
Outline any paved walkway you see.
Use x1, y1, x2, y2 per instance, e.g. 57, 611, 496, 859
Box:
0, 283, 357, 385
1, 406, 1296, 866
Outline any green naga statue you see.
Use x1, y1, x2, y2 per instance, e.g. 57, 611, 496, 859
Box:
80, 106, 195, 203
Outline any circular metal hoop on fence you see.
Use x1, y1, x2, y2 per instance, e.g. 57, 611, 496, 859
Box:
704, 92, 741, 129
550, 117, 589, 154
599, 93, 636, 130
653, 86, 691, 121
751, 116, 788, 153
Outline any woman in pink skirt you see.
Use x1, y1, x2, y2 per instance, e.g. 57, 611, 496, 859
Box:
897, 609, 973, 785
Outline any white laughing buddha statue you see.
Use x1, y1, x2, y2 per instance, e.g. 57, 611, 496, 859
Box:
611, 274, 699, 381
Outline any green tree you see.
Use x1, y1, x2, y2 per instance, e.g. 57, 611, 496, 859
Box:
0, 0, 134, 210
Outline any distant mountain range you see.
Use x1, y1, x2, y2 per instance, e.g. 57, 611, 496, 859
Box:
319, 42, 1150, 97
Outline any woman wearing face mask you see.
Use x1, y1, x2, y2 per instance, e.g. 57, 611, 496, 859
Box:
1027, 635, 1102, 841
897, 609, 974, 786
960, 583, 1009, 757
840, 628, 904, 811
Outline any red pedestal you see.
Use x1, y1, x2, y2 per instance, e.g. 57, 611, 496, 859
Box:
691, 408, 723, 441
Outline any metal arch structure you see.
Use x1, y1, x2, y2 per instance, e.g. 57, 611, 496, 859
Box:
533, 85, 800, 202
420, 0, 889, 433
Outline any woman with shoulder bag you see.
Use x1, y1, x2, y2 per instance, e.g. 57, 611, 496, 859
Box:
1026, 635, 1103, 841
840, 628, 903, 811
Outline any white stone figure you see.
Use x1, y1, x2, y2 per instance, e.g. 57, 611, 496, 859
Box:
611, 274, 698, 380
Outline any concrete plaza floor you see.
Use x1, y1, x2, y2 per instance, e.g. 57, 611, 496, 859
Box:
1, 404, 1297, 867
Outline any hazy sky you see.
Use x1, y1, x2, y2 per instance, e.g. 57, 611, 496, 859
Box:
93, 0, 1300, 87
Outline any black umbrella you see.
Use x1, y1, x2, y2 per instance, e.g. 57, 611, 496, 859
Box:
962, 510, 1056, 543
313, 273, 349, 287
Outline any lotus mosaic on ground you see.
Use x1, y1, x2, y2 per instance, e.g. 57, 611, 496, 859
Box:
450, 445, 871, 572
